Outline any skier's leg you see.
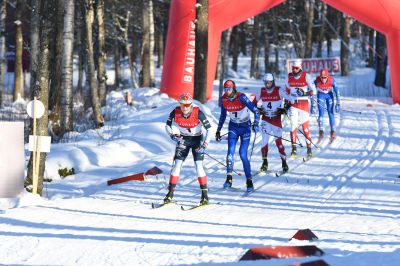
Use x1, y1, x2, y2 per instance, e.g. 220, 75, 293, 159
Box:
238, 127, 251, 178
260, 121, 270, 171
290, 108, 299, 156
165, 142, 189, 202
327, 92, 336, 133
224, 129, 238, 187
317, 95, 325, 139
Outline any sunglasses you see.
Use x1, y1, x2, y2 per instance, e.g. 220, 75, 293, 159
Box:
292, 67, 300, 70
180, 103, 192, 108
224, 87, 233, 91
321, 76, 328, 79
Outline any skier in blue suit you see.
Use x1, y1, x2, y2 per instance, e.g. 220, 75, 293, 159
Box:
216, 80, 260, 192
313, 69, 341, 143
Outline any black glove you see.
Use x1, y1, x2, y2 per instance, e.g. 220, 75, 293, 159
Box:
251, 122, 259, 133
276, 107, 287, 115
215, 131, 221, 142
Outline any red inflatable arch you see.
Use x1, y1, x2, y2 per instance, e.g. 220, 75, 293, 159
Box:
160, 0, 400, 104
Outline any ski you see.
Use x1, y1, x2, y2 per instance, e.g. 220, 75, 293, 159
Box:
302, 156, 313, 163
275, 170, 289, 177
151, 202, 177, 209
180, 202, 222, 211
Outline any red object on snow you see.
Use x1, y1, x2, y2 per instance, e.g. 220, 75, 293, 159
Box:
107, 166, 163, 186
367, 103, 373, 107
290, 259, 330, 266
239, 245, 324, 261
290, 229, 319, 241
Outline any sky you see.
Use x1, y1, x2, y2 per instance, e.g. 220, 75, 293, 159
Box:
0, 40, 400, 265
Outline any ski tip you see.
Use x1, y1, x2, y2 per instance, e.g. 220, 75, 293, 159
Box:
180, 205, 185, 211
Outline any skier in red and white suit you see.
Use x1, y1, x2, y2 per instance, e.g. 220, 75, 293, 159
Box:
164, 93, 212, 206
257, 73, 289, 174
285, 60, 316, 159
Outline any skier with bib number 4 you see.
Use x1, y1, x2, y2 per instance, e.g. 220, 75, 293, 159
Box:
257, 73, 289, 174
164, 93, 212, 206
216, 80, 260, 193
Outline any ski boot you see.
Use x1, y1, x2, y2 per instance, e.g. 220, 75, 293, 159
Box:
330, 131, 336, 143
163, 189, 174, 204
317, 130, 324, 143
199, 189, 209, 205
282, 158, 289, 173
260, 159, 268, 173
306, 147, 313, 159
291, 144, 297, 158
246, 178, 254, 193
223, 174, 233, 188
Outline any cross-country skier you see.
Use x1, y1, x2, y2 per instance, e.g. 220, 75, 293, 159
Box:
257, 73, 289, 173
215, 80, 260, 192
314, 69, 341, 143
285, 60, 317, 159
164, 93, 212, 205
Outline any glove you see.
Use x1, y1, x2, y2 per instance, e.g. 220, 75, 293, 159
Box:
335, 103, 340, 113
252, 122, 259, 133
295, 87, 305, 97
215, 131, 222, 142
171, 134, 183, 144
258, 107, 267, 116
276, 107, 287, 115
195, 142, 208, 153
310, 104, 316, 114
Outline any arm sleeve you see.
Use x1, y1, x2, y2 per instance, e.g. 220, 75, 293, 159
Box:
198, 110, 212, 145
165, 110, 175, 136
332, 79, 341, 103
240, 93, 260, 124
217, 98, 227, 132
306, 73, 317, 96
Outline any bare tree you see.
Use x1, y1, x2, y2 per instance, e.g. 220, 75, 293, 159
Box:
84, 0, 104, 127
30, 0, 40, 96
123, 10, 139, 88
231, 25, 239, 72
304, 0, 315, 58
340, 14, 350, 76
60, 0, 75, 134
75, 0, 85, 95
316, 2, 327, 57
250, 15, 261, 78
0, 0, 6, 106
95, 0, 107, 105
194, 0, 208, 103
368, 28, 375, 67
262, 13, 270, 73
141, 0, 155, 87
218, 28, 232, 101
374, 32, 387, 87
27, 0, 54, 196
13, 0, 23, 101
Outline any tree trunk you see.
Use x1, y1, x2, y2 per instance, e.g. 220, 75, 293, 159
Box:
317, 2, 326, 57
60, 0, 75, 135
368, 29, 375, 67
114, 38, 121, 89
262, 13, 270, 73
250, 15, 260, 78
0, 0, 6, 106
271, 8, 279, 74
156, 20, 164, 68
76, 0, 85, 96
231, 25, 239, 72
194, 0, 208, 103
304, 0, 315, 58
27, 0, 54, 196
141, 0, 155, 87
13, 0, 23, 101
340, 14, 351, 76
84, 0, 104, 127
240, 22, 247, 56
124, 11, 139, 88
219, 28, 232, 102
95, 0, 107, 106
374, 32, 387, 87
49, 0, 64, 115
30, 0, 40, 96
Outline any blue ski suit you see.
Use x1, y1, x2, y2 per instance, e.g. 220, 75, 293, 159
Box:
217, 92, 260, 179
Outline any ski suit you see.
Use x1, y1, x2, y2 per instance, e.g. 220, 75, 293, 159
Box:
217, 92, 260, 178
285, 71, 316, 149
314, 76, 341, 133
257, 86, 288, 160
165, 106, 212, 191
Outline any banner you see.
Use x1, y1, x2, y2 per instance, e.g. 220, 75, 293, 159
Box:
287, 57, 341, 75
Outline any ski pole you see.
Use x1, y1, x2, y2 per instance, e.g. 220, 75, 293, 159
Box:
203, 152, 243, 176
249, 130, 257, 161
284, 113, 304, 147
264, 131, 303, 147
285, 113, 319, 149
341, 109, 362, 114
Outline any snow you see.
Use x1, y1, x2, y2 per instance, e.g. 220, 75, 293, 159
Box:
1, 43, 400, 265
